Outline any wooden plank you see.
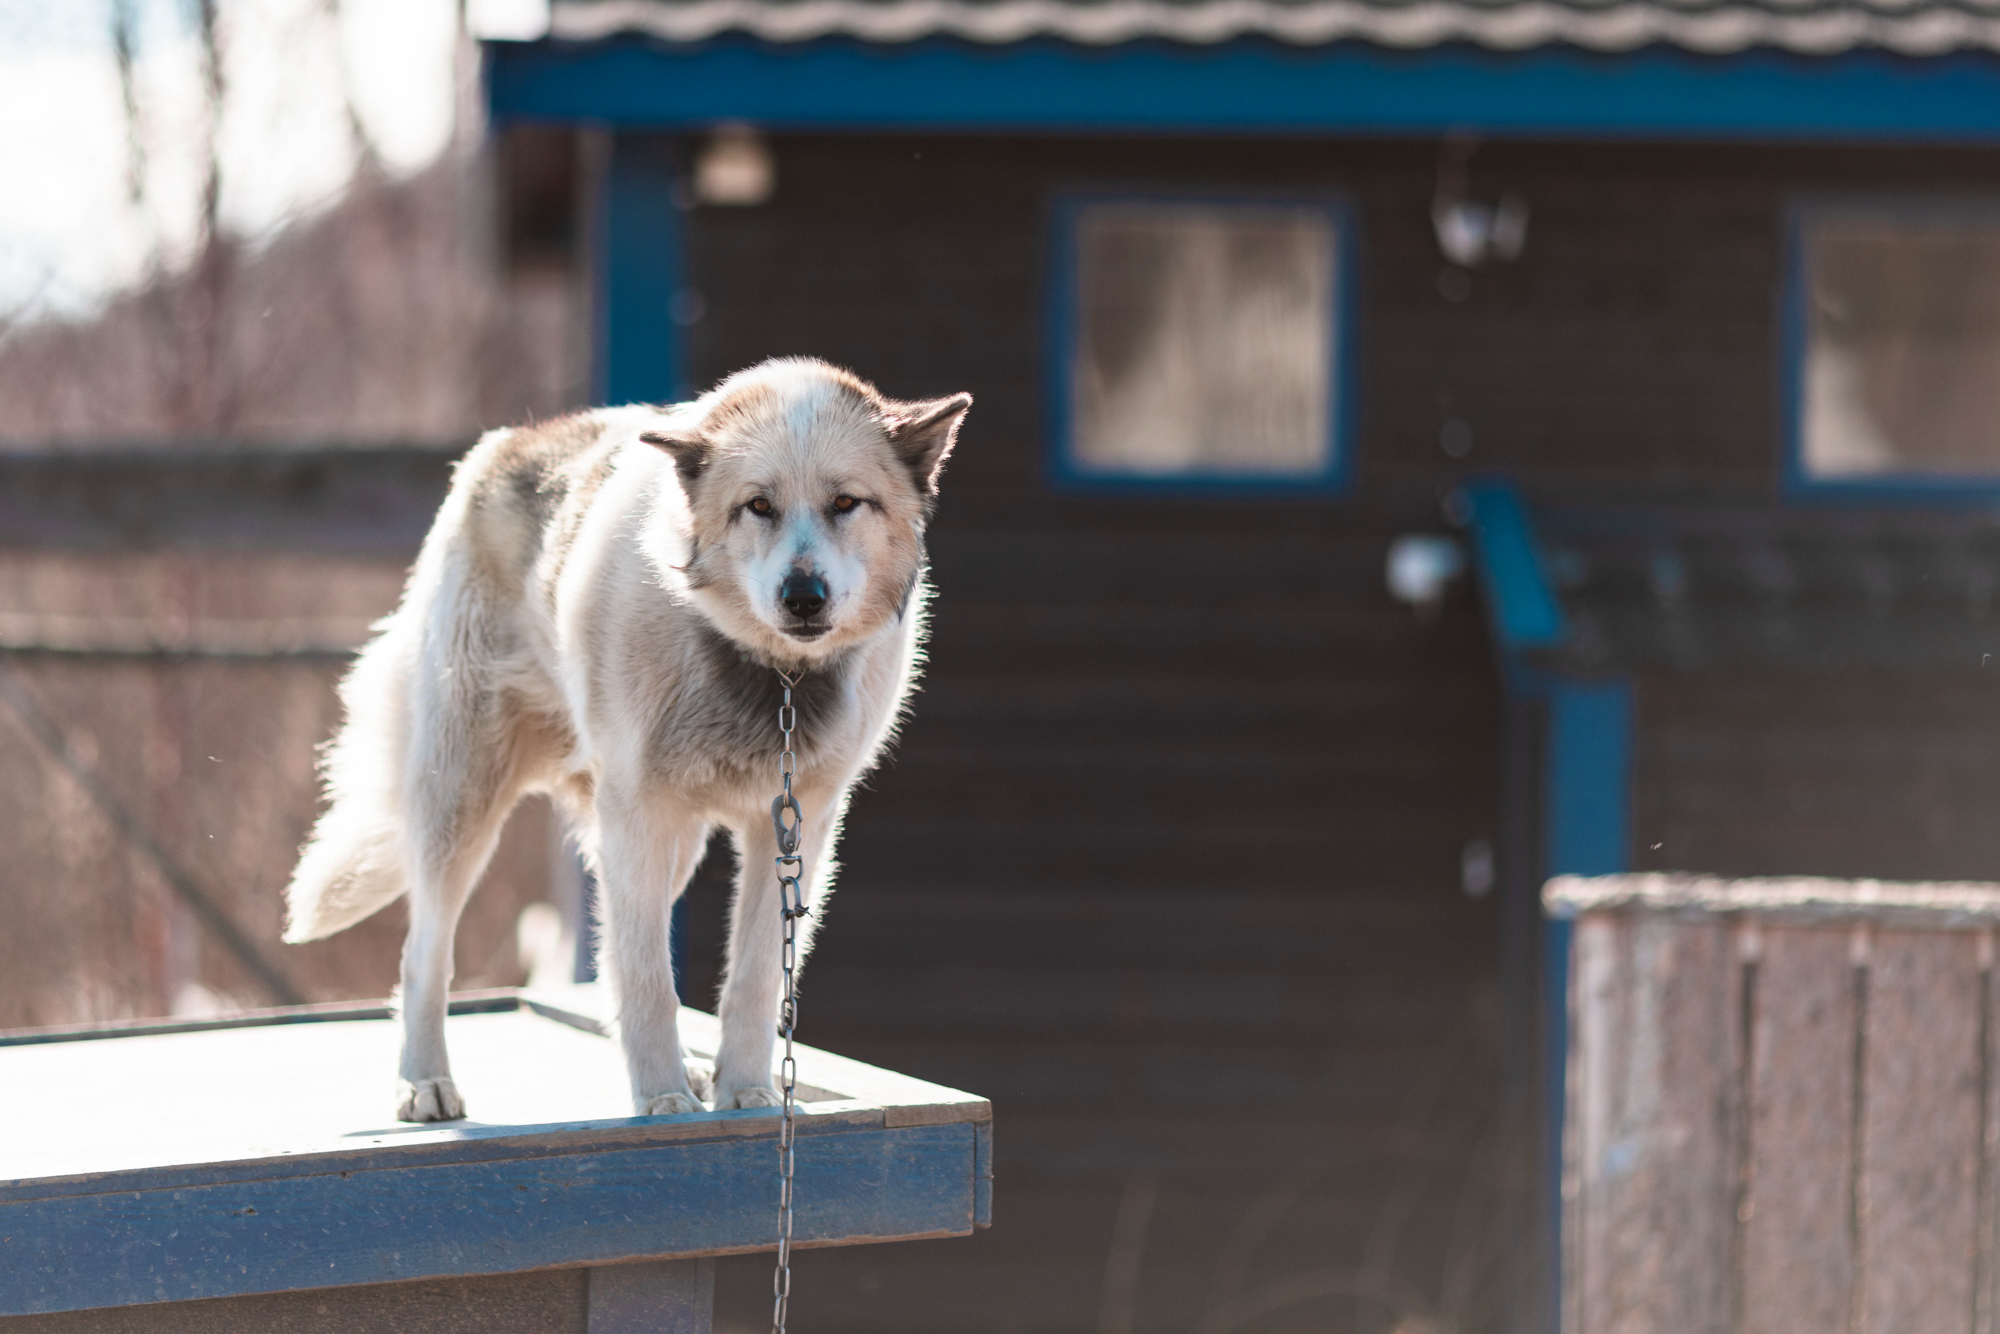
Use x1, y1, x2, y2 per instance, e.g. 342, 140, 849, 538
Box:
1977, 935, 2000, 1334
974, 1121, 994, 1228
1547, 876, 2000, 931
0, 1270, 587, 1334
0, 1120, 978, 1317
1858, 928, 1985, 1334
587, 1259, 713, 1334
1566, 913, 1617, 1334
1569, 913, 1740, 1334
1739, 926, 1858, 1334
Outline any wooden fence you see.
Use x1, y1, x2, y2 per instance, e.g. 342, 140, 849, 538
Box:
1548, 873, 2000, 1334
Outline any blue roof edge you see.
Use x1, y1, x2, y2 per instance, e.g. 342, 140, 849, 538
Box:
485, 38, 2000, 141
1453, 473, 1570, 653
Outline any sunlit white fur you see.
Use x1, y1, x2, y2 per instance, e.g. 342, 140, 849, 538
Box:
282, 358, 970, 1122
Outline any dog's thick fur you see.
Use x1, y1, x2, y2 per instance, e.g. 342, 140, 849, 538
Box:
283, 358, 970, 1121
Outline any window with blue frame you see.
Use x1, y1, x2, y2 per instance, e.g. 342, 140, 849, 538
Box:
1047, 194, 1352, 493
1789, 201, 2000, 494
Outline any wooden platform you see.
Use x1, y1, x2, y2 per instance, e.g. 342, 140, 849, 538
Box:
0, 986, 991, 1331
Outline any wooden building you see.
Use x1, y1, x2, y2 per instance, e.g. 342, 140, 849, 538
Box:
475, 6, 2000, 1328
11, 2, 2000, 1330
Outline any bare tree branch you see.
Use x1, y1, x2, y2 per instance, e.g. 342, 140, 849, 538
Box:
0, 656, 305, 1007
111, 0, 148, 216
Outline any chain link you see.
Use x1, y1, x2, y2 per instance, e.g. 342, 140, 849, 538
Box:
771, 668, 809, 1334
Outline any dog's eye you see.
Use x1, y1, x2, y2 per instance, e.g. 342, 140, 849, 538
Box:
748, 497, 774, 517
832, 495, 858, 514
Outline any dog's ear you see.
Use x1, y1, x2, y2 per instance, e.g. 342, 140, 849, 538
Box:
881, 393, 972, 496
641, 429, 711, 488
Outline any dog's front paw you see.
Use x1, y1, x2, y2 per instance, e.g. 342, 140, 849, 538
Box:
713, 1083, 783, 1110
398, 1077, 465, 1123
639, 1091, 703, 1116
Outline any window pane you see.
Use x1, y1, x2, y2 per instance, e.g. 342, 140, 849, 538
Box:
1072, 203, 1335, 478
1803, 216, 2000, 479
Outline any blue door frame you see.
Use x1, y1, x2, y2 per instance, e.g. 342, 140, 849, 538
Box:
1460, 477, 1633, 1331
597, 134, 690, 407
588, 135, 699, 993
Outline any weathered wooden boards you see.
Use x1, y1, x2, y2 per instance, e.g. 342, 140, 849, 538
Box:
1548, 874, 2000, 1334
0, 986, 991, 1322
1565, 910, 1739, 1333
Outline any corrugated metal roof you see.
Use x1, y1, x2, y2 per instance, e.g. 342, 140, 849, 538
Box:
539, 0, 2000, 54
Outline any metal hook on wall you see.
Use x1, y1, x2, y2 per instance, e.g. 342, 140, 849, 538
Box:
1432, 131, 1529, 270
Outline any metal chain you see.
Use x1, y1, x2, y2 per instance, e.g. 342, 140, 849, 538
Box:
770, 668, 809, 1334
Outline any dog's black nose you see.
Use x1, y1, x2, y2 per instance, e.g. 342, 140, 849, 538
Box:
781, 573, 828, 620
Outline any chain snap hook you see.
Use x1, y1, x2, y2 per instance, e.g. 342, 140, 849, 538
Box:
771, 794, 803, 855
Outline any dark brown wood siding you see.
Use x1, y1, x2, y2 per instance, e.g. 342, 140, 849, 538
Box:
1633, 672, 2000, 882
668, 133, 2000, 1332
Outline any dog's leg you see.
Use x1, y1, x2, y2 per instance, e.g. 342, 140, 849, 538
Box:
396, 780, 518, 1122
395, 652, 532, 1122
710, 799, 839, 1110
598, 794, 711, 1115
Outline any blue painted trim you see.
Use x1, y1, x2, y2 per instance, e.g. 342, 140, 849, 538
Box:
1041, 190, 1357, 497
1538, 911, 1572, 1334
1782, 195, 2000, 505
599, 134, 689, 406
1537, 675, 1633, 1334
1462, 479, 1623, 1332
1457, 476, 1569, 651
1542, 679, 1633, 879
1, 1119, 978, 1316
488, 38, 2000, 141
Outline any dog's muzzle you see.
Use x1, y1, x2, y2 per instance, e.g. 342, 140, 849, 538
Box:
780, 572, 829, 629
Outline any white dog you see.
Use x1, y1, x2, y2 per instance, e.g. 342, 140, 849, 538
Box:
282, 358, 970, 1122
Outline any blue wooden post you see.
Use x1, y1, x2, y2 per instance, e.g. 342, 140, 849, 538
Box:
1458, 479, 1569, 654
1540, 677, 1633, 1327
1457, 475, 1633, 1332
597, 132, 688, 407
592, 131, 698, 997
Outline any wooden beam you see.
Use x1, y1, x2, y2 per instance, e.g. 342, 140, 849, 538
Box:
588, 1259, 714, 1334
1548, 873, 2000, 928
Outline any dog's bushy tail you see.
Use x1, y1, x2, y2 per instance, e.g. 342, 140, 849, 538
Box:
283, 625, 413, 943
